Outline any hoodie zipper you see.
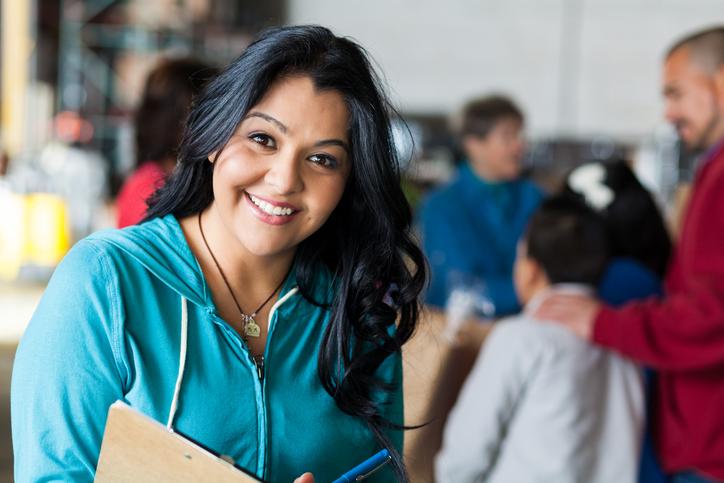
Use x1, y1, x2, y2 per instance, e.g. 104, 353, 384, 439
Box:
209, 286, 299, 481
251, 355, 264, 380
258, 287, 298, 480
210, 315, 268, 477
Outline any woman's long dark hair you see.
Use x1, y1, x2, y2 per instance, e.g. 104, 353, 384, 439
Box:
564, 160, 672, 278
146, 25, 426, 481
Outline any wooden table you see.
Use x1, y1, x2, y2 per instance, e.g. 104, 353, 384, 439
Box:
402, 308, 493, 482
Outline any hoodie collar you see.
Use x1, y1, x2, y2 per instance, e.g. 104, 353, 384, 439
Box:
94, 215, 209, 307
100, 215, 332, 316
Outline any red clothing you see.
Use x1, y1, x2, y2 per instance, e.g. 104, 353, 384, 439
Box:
594, 141, 724, 480
116, 162, 166, 228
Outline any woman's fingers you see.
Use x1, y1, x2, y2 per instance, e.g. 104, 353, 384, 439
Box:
293, 472, 315, 483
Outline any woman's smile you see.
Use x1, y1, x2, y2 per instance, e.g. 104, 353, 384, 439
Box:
244, 191, 300, 225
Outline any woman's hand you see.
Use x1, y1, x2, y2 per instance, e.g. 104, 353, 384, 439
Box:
294, 472, 315, 483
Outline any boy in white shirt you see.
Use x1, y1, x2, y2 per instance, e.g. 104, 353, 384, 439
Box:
435, 196, 644, 483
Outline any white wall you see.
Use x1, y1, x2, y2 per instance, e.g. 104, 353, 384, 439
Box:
288, 0, 724, 140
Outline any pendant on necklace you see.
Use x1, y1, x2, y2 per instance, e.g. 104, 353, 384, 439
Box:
242, 314, 261, 338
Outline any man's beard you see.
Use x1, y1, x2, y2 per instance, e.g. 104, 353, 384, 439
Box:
691, 97, 722, 152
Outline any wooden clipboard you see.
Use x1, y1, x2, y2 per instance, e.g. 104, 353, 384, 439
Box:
95, 401, 264, 482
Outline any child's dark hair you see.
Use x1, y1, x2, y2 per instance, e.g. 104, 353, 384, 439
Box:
525, 196, 610, 286
563, 160, 672, 278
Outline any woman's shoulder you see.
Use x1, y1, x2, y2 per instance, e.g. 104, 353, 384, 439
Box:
89, 215, 179, 250
59, 216, 177, 276
56, 234, 120, 278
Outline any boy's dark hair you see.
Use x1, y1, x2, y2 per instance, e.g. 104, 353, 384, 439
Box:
525, 196, 610, 286
460, 95, 523, 139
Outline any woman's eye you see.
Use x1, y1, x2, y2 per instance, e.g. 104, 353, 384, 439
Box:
249, 133, 276, 148
308, 153, 339, 169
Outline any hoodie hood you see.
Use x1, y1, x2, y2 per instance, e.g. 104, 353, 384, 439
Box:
89, 214, 209, 307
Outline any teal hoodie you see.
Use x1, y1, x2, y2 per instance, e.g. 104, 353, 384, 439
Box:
11, 215, 402, 482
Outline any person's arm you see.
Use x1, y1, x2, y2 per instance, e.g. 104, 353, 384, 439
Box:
534, 289, 724, 373
594, 286, 724, 371
11, 240, 127, 481
435, 323, 538, 482
593, 174, 724, 371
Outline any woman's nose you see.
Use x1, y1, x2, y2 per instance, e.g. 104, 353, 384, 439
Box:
265, 151, 304, 194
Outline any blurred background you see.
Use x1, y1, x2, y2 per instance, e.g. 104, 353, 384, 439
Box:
1, 0, 723, 479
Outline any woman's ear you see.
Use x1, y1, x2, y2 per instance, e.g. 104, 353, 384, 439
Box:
208, 151, 218, 164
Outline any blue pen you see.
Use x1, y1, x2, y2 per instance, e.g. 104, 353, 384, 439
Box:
332, 449, 391, 482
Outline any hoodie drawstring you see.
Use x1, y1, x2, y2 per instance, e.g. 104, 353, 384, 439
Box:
167, 296, 188, 430
165, 289, 299, 428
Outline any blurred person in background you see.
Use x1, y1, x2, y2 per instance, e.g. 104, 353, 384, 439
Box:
537, 26, 724, 483
419, 95, 544, 317
436, 196, 644, 483
116, 57, 217, 228
38, 111, 107, 241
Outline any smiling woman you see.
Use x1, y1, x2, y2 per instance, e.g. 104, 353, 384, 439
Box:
11, 25, 426, 483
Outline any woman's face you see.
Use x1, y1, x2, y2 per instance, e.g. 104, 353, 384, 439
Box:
209, 75, 351, 260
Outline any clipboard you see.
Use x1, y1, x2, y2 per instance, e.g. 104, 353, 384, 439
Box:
95, 401, 264, 482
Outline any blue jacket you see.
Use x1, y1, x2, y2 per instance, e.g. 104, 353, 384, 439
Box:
11, 215, 402, 482
419, 164, 544, 315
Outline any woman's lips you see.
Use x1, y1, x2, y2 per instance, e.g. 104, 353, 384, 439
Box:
245, 192, 300, 225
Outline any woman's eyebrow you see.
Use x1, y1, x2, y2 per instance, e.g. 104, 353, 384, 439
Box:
244, 111, 288, 133
245, 111, 349, 153
315, 139, 350, 154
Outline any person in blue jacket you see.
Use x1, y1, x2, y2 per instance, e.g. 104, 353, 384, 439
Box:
419, 96, 544, 316
11, 26, 426, 483
564, 159, 672, 483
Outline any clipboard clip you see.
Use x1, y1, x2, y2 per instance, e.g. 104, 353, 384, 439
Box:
355, 454, 391, 481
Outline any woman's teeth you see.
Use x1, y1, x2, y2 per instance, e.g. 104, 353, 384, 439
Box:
249, 194, 294, 216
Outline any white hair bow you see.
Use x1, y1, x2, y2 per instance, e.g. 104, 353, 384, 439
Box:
568, 163, 614, 211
